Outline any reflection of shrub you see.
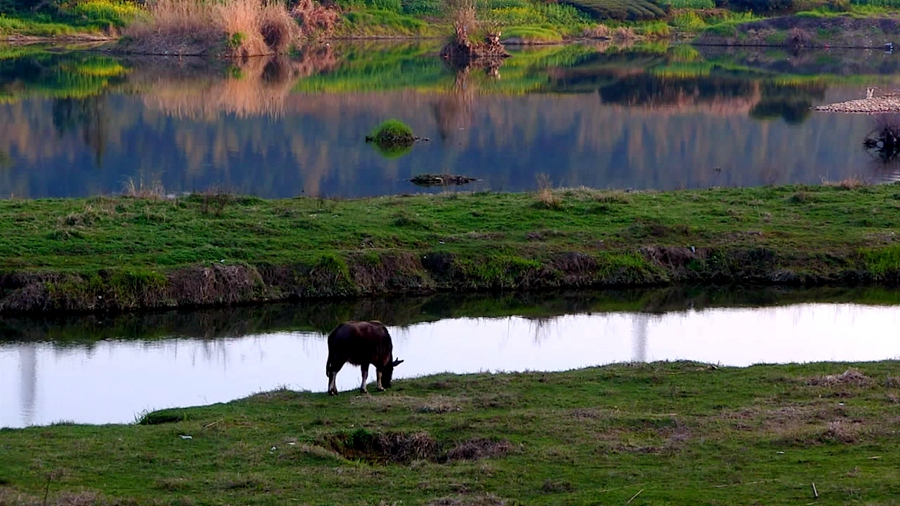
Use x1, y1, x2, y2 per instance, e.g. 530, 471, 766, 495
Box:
366, 119, 416, 159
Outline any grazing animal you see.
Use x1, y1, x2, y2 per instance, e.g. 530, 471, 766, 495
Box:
326, 320, 404, 396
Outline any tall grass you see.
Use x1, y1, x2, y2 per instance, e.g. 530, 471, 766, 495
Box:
124, 0, 296, 57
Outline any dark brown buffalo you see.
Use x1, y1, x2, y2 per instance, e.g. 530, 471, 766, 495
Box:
326, 320, 404, 396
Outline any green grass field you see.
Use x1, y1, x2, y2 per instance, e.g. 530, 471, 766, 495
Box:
1, 183, 900, 313
2, 360, 900, 504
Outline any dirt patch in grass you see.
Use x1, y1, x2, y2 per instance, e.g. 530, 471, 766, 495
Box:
0, 489, 122, 506
443, 438, 514, 462
323, 430, 440, 464
425, 493, 509, 506
806, 368, 872, 387
323, 429, 513, 465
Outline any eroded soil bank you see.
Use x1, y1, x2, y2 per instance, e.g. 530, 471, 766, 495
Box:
1, 184, 899, 315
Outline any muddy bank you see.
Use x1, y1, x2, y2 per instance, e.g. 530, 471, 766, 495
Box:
694, 15, 900, 48
0, 247, 894, 315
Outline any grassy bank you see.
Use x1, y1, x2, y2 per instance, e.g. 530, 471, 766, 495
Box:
1, 184, 900, 314
2, 361, 900, 504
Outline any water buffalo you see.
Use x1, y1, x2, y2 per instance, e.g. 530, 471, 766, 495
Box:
326, 320, 404, 396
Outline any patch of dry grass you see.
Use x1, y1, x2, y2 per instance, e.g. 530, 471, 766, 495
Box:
582, 24, 611, 38
124, 0, 296, 57
533, 173, 562, 210
806, 368, 872, 387
0, 489, 117, 506
290, 0, 341, 40
823, 177, 870, 190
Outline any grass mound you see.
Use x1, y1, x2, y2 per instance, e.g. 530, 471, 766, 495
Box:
365, 118, 417, 158
123, 0, 297, 58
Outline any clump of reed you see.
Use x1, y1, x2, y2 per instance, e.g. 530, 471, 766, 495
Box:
123, 0, 297, 58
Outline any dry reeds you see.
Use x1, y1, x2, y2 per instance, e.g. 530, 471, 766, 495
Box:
124, 0, 297, 58
534, 173, 562, 210
291, 0, 340, 40
445, 0, 477, 44
583, 24, 611, 39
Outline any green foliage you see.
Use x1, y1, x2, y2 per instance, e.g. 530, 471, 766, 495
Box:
228, 31, 245, 48
63, 0, 140, 28
338, 9, 432, 36
560, 0, 666, 20
637, 19, 670, 36
861, 245, 900, 279
484, 1, 590, 27
500, 24, 563, 41
400, 0, 442, 15
671, 10, 707, 30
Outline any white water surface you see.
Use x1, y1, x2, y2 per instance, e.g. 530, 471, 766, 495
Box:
2, 303, 899, 428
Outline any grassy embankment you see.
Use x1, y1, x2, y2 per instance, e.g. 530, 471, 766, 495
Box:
2, 183, 900, 314
2, 360, 900, 504
0, 0, 139, 38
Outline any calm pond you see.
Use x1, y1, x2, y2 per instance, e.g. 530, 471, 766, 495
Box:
2, 287, 899, 428
2, 43, 900, 199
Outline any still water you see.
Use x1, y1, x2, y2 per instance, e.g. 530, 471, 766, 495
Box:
1, 288, 899, 428
2, 43, 900, 198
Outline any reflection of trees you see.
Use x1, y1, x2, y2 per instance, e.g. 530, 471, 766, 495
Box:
4, 286, 899, 347
598, 74, 755, 108
749, 82, 826, 125
19, 346, 36, 427
431, 66, 476, 143
52, 96, 108, 167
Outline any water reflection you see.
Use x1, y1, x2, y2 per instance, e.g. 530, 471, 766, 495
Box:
2, 44, 900, 198
1, 287, 899, 428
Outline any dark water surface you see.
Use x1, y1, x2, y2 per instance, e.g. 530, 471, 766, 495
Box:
2, 287, 899, 428
3, 43, 900, 199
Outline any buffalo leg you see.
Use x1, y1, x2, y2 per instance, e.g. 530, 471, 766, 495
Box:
360, 365, 369, 394
327, 361, 343, 396
327, 371, 338, 396
376, 370, 385, 391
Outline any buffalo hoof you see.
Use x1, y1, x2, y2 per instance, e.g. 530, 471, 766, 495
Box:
377, 386, 385, 392
360, 388, 369, 395
329, 390, 337, 396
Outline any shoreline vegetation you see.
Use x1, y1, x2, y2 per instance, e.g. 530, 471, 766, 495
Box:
3, 0, 900, 52
1, 183, 900, 315
2, 360, 900, 504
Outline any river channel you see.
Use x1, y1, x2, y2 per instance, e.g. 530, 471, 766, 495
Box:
1, 287, 898, 428
3, 43, 900, 198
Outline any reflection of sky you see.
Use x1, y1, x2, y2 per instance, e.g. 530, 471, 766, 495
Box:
1, 303, 898, 428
